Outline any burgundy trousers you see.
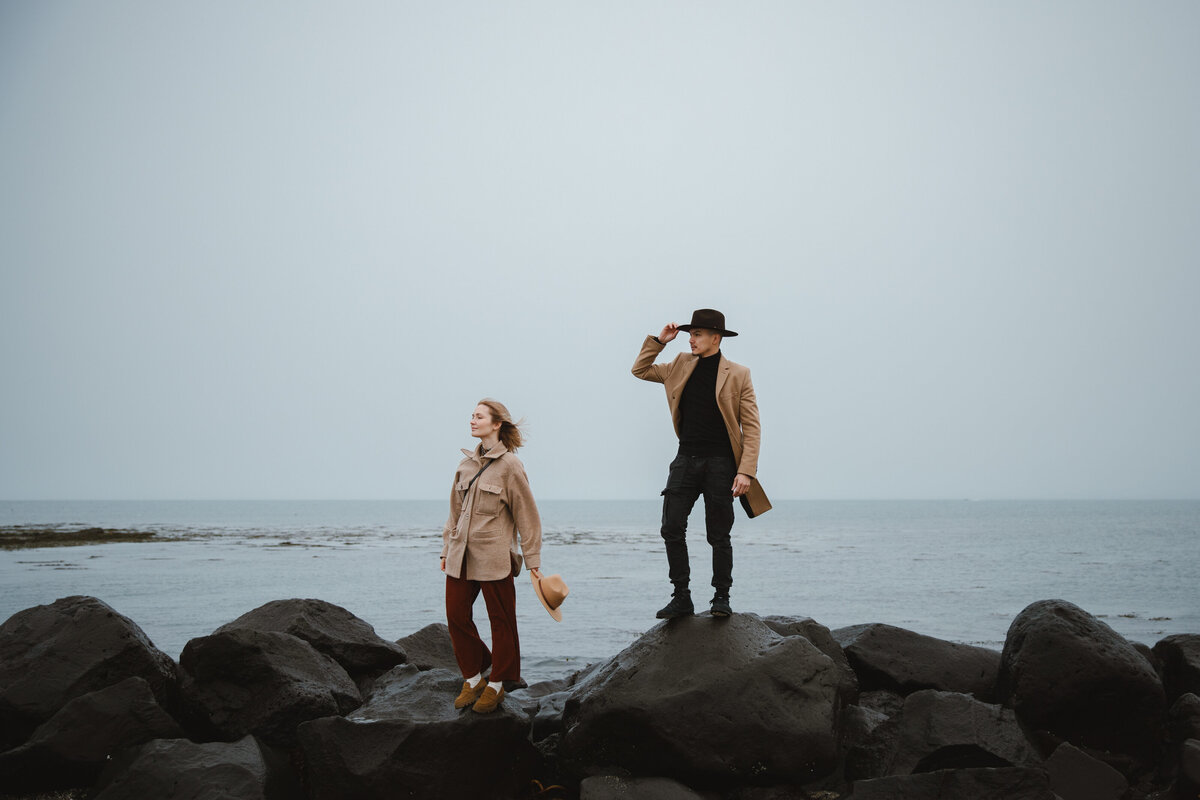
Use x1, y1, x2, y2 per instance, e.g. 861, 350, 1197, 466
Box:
445, 573, 521, 683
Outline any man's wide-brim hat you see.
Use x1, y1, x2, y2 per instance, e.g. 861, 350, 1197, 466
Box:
677, 308, 738, 337
532, 573, 569, 622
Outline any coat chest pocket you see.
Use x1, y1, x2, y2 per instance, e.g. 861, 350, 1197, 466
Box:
476, 482, 503, 516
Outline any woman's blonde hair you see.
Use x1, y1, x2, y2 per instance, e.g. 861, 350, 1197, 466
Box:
477, 398, 525, 452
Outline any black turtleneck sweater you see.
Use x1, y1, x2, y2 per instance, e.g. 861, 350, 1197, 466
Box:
679, 351, 735, 458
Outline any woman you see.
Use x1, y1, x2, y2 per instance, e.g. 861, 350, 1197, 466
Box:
441, 398, 544, 713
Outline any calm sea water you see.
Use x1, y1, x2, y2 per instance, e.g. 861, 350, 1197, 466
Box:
2, 500, 1197, 684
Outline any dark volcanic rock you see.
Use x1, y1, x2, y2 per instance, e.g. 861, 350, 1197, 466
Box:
216, 598, 406, 680
560, 614, 844, 788
1179, 738, 1200, 799
92, 735, 287, 800
844, 714, 899, 781
510, 664, 604, 743
0, 676, 184, 792
996, 599, 1167, 766
1153, 633, 1200, 703
727, 787, 835, 800
1044, 741, 1128, 800
0, 595, 177, 750
857, 689, 905, 720
1169, 693, 1200, 742
840, 704, 893, 787
832, 622, 1000, 701
851, 766, 1056, 799
846, 689, 1040, 781
298, 665, 537, 800
759, 614, 859, 704
580, 774, 710, 799
395, 621, 458, 672
179, 628, 360, 747
529, 689, 571, 742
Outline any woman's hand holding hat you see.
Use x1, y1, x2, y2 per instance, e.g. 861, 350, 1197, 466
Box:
531, 570, 568, 622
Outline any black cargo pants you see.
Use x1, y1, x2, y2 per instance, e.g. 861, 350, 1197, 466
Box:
660, 452, 737, 592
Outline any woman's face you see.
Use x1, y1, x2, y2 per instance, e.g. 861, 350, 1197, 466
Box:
470, 404, 502, 440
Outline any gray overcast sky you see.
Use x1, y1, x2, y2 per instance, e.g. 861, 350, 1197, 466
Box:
2, 2, 1197, 500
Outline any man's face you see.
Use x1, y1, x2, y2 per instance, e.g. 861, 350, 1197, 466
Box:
689, 328, 721, 357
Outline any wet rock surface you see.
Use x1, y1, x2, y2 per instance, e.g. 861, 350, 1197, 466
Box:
850, 766, 1057, 799
394, 621, 459, 672
1044, 741, 1129, 800
179, 627, 361, 747
846, 689, 1040, 780
0, 595, 177, 751
579, 774, 711, 799
298, 665, 537, 800
0, 594, 1192, 799
833, 622, 1000, 701
560, 614, 845, 788
215, 598, 406, 681
91, 735, 291, 800
1153, 633, 1200, 702
997, 598, 1167, 768
0, 676, 184, 793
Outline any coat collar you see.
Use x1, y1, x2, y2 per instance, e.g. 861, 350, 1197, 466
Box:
461, 442, 510, 463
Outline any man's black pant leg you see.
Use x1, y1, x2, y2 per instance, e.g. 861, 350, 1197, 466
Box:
702, 456, 737, 591
660, 454, 701, 590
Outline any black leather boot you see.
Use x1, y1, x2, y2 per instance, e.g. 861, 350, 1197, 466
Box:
656, 590, 694, 619
710, 591, 732, 617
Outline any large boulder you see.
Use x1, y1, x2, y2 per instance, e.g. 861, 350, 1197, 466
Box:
560, 614, 845, 789
846, 689, 1041, 780
1044, 741, 1128, 800
215, 598, 406, 680
510, 663, 604, 744
832, 622, 1000, 701
851, 766, 1056, 799
92, 735, 293, 800
298, 665, 537, 800
179, 628, 360, 747
1153, 633, 1200, 702
996, 599, 1166, 766
0, 596, 177, 750
0, 676, 184, 793
759, 614, 859, 705
580, 774, 709, 799
395, 622, 458, 672
1178, 738, 1200, 799
1169, 693, 1200, 742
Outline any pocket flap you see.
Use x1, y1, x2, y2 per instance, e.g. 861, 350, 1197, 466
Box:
456, 481, 470, 491
479, 483, 502, 494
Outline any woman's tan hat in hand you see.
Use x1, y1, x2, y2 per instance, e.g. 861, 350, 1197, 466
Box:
531, 572, 569, 622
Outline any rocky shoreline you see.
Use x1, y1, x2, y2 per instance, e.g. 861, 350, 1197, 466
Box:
0, 528, 159, 550
1, 596, 1197, 799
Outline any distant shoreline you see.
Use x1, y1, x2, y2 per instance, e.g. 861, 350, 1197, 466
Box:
0, 527, 158, 550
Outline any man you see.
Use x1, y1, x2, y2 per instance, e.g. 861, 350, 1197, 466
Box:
632, 308, 770, 619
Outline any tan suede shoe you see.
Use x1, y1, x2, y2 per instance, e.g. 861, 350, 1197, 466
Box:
472, 684, 505, 713
453, 679, 487, 709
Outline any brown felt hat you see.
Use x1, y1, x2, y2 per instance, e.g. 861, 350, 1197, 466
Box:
531, 573, 569, 622
676, 308, 738, 337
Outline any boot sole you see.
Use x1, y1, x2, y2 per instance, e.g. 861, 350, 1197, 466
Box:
655, 609, 695, 619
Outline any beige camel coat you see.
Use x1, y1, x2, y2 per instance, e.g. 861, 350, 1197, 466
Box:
441, 443, 542, 581
632, 334, 772, 517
